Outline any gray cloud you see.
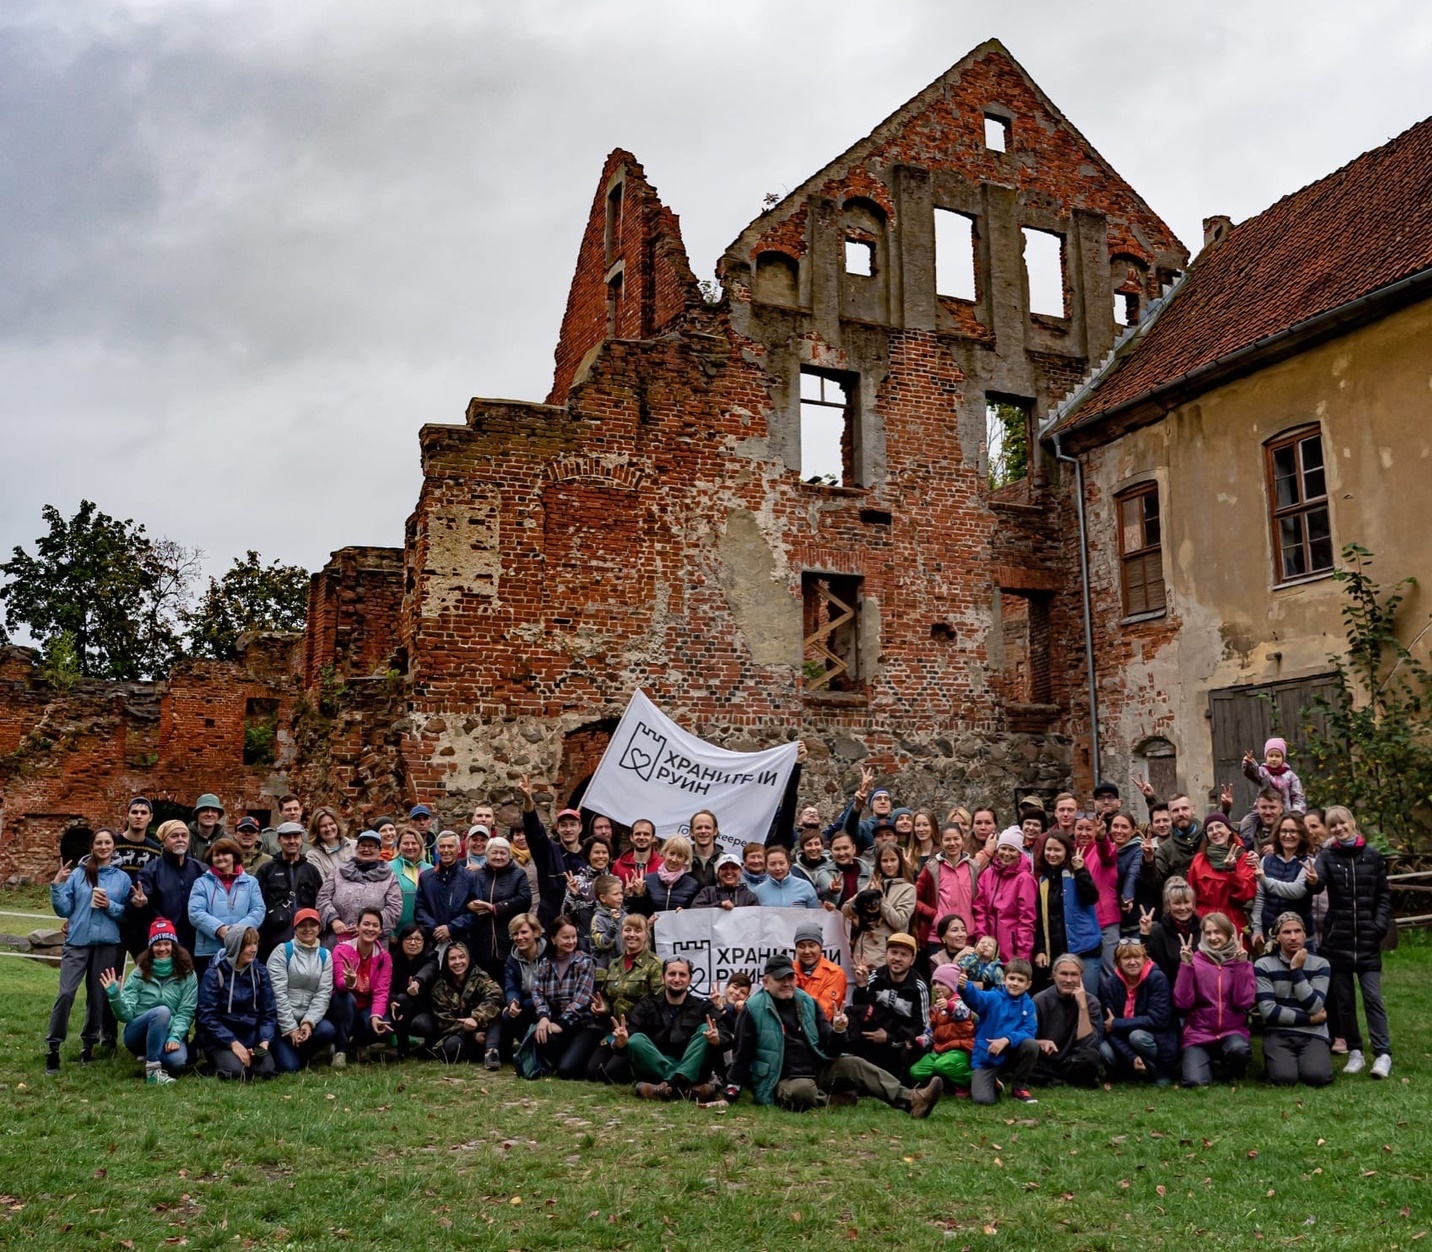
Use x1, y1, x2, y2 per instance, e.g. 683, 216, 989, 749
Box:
2, 0, 1429, 583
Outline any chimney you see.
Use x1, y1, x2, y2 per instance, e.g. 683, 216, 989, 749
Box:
1202, 215, 1234, 248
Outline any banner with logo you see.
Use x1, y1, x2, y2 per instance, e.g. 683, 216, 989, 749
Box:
651, 906, 852, 998
580, 689, 799, 849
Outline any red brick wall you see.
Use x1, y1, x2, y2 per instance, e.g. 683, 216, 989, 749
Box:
0, 649, 303, 881
546, 150, 703, 406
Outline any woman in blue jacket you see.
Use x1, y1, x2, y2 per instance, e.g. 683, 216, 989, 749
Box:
196, 926, 277, 1080
188, 838, 265, 975
1032, 832, 1103, 999
45, 829, 132, 1074
1099, 939, 1177, 1084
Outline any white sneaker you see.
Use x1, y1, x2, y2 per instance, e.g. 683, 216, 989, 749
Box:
1371, 1054, 1392, 1079
332, 1051, 347, 1069
1343, 1049, 1365, 1075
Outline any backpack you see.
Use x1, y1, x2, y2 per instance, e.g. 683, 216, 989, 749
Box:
283, 941, 330, 967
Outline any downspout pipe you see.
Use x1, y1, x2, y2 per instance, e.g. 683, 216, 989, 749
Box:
1053, 432, 1100, 782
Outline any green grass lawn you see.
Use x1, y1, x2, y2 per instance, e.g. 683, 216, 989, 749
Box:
1, 897, 1429, 1252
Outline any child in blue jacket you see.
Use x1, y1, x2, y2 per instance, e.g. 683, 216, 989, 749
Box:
960, 956, 1039, 1105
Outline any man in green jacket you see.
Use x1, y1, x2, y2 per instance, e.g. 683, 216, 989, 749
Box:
725, 954, 942, 1116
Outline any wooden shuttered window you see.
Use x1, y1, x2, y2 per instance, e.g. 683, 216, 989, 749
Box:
1117, 482, 1165, 616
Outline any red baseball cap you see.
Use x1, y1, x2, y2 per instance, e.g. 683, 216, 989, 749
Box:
556, 808, 582, 821
294, 908, 321, 926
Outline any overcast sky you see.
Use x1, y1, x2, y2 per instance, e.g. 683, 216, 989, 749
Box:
3, 0, 1429, 593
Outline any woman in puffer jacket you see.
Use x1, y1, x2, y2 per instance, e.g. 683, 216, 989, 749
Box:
266, 908, 336, 1071
914, 823, 981, 948
1172, 911, 1255, 1086
101, 916, 198, 1083
1099, 939, 1176, 1084
316, 830, 402, 945
972, 829, 1036, 963
1251, 814, 1318, 952
187, 839, 266, 975
1313, 806, 1392, 1079
467, 837, 534, 981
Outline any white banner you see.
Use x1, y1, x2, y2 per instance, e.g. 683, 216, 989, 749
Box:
581, 690, 799, 850
652, 907, 852, 999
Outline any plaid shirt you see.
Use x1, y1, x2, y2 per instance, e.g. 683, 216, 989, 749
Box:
533, 951, 596, 1028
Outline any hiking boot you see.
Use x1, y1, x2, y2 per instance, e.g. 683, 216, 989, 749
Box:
484, 1050, 501, 1071
1371, 1054, 1393, 1080
635, 1082, 672, 1101
689, 1082, 718, 1102
331, 1051, 347, 1069
826, 1090, 859, 1109
1343, 1049, 1365, 1075
669, 1074, 694, 1100
1011, 1086, 1039, 1104
45, 1049, 60, 1076
908, 1076, 943, 1119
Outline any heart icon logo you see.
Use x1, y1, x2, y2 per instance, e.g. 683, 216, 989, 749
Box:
624, 747, 652, 773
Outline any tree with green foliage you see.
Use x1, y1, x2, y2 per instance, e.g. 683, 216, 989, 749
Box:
185, 549, 310, 659
0, 501, 199, 681
1302, 544, 1432, 848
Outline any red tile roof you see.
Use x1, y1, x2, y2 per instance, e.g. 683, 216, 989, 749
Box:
1054, 114, 1432, 433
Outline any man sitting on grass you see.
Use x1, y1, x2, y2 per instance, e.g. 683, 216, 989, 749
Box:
612, 956, 729, 1101
725, 954, 942, 1116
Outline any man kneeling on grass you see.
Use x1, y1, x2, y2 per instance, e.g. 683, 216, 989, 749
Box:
612, 956, 730, 1101
724, 954, 942, 1116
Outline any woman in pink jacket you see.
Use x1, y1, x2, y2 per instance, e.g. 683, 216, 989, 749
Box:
1173, 910, 1256, 1086
973, 829, 1036, 962
913, 823, 982, 948
1075, 813, 1121, 973
329, 908, 394, 1066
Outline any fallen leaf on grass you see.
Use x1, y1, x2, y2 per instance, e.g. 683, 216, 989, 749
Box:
1118, 1180, 1130, 1190
1156, 1186, 1167, 1198
1247, 1150, 1259, 1159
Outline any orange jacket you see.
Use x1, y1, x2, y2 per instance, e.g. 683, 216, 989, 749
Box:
795, 956, 848, 1021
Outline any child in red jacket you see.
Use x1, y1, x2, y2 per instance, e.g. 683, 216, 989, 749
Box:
909, 964, 974, 1092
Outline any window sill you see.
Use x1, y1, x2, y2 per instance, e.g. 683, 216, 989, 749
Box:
1119, 609, 1168, 626
796, 481, 866, 498
1272, 570, 1337, 592
801, 689, 868, 708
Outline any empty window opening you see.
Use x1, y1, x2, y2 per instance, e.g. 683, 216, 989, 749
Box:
244, 697, 280, 767
1022, 227, 1066, 318
984, 114, 1011, 152
934, 208, 977, 301
1117, 482, 1166, 616
844, 238, 875, 277
1000, 591, 1051, 704
985, 397, 1031, 490
800, 368, 856, 486
606, 272, 623, 337
604, 183, 624, 263
1267, 427, 1333, 581
802, 572, 862, 693
1114, 291, 1140, 327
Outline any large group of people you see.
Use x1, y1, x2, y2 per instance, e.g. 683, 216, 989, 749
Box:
41, 736, 1396, 1117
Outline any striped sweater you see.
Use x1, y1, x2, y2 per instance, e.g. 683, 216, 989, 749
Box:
1253, 950, 1330, 1038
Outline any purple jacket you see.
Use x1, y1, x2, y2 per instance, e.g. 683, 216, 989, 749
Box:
1173, 952, 1256, 1046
